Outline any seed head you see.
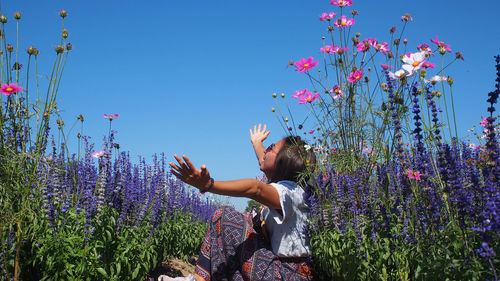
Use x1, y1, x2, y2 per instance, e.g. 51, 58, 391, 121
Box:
59, 10, 68, 18
55, 45, 64, 54
7, 44, 13, 52
0, 15, 7, 23
66, 43, 73, 50
14, 12, 21, 20
62, 29, 68, 38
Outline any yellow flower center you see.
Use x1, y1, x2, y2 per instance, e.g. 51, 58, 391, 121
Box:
377, 44, 382, 48
6, 87, 12, 92
381, 83, 386, 87
342, 22, 347, 26
304, 63, 309, 68
307, 97, 312, 101
412, 61, 420, 67
355, 75, 360, 80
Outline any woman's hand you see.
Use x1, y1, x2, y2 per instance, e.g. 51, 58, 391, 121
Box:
169, 154, 212, 191
249, 124, 270, 145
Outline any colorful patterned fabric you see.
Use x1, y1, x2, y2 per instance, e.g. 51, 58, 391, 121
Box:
194, 206, 313, 281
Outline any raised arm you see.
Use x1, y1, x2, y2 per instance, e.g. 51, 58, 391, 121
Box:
169, 154, 281, 210
249, 124, 270, 166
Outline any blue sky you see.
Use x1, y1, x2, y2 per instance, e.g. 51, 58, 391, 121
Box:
3, 0, 500, 211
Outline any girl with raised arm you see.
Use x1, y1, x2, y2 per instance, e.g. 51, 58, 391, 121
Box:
159, 124, 316, 281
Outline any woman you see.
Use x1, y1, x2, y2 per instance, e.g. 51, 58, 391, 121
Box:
159, 124, 316, 281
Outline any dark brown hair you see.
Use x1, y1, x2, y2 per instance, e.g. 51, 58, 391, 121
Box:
268, 136, 316, 184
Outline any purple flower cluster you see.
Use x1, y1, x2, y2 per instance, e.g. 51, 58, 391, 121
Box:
36, 134, 217, 237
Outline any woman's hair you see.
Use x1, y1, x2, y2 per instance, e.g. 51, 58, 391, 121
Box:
269, 136, 316, 184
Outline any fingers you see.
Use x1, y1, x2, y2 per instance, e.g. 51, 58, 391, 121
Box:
200, 164, 209, 177
183, 155, 196, 171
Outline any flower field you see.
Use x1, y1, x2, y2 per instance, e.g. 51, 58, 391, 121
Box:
0, 0, 499, 281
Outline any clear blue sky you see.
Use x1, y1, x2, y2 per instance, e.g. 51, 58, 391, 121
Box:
3, 0, 499, 211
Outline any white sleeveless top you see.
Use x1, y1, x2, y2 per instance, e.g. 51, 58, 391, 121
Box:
261, 180, 311, 257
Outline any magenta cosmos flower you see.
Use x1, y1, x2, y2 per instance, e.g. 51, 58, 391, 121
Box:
372, 41, 390, 55
0, 83, 23, 96
103, 113, 120, 120
380, 64, 393, 70
330, 85, 344, 100
293, 89, 319, 104
294, 57, 319, 73
319, 12, 336, 21
347, 69, 364, 83
430, 36, 451, 52
334, 16, 355, 28
92, 150, 104, 158
331, 0, 353, 7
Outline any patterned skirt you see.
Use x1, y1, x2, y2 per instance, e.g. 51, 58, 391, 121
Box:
194, 206, 313, 281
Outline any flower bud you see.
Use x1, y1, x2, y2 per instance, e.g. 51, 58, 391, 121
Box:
66, 43, 72, 50
7, 44, 13, 52
284, 116, 289, 122
351, 66, 357, 72
56, 119, 61, 125
394, 38, 400, 45
420, 69, 426, 78
77, 133, 81, 138
33, 48, 40, 56
352, 37, 359, 45
55, 45, 64, 54
114, 143, 120, 149
14, 12, 21, 20
27, 46, 35, 55
355, 32, 360, 38
387, 52, 394, 59
77, 114, 84, 121
321, 36, 325, 40
271, 107, 275, 112
351, 10, 358, 16
62, 29, 68, 38
288, 60, 294, 66
455, 52, 464, 60
438, 46, 446, 55
59, 9, 68, 18
403, 38, 408, 44
447, 76, 454, 85
364, 76, 369, 83
0, 15, 7, 23
298, 124, 303, 130
328, 26, 334, 32
281, 93, 285, 98
272, 93, 277, 98
390, 26, 396, 34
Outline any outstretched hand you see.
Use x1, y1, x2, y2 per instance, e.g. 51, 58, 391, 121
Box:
250, 124, 270, 145
169, 154, 212, 191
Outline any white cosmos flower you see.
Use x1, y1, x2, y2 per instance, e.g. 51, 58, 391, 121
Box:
388, 69, 407, 80
402, 51, 427, 75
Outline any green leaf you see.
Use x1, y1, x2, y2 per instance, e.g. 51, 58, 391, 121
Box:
97, 267, 108, 277
116, 263, 121, 276
131, 265, 140, 279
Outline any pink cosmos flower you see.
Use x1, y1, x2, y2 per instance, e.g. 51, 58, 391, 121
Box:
330, 85, 344, 100
320, 45, 335, 54
334, 16, 355, 28
292, 89, 308, 98
331, 0, 353, 7
319, 12, 336, 21
294, 57, 319, 73
421, 62, 435, 68
417, 43, 433, 54
380, 64, 393, 70
0, 83, 23, 96
296, 90, 319, 104
92, 150, 105, 158
406, 170, 422, 180
372, 41, 390, 54
480, 117, 488, 127
430, 36, 451, 52
103, 113, 120, 120
347, 69, 364, 83
309, 130, 315, 134
356, 39, 370, 52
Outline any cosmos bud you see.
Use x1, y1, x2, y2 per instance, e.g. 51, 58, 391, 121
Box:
420, 69, 426, 78
390, 26, 396, 34
14, 12, 21, 20
55, 45, 64, 53
281, 93, 285, 98
355, 32, 360, 38
387, 52, 394, 59
27, 46, 35, 55
59, 10, 68, 18
447, 76, 454, 85
271, 107, 275, 112
77, 133, 81, 138
66, 43, 72, 50
298, 124, 303, 130
403, 38, 408, 44
7, 44, 13, 52
328, 26, 334, 31
288, 60, 294, 66
351, 10, 358, 16
455, 52, 464, 60
113, 143, 120, 149
62, 29, 68, 38
0, 15, 7, 23
394, 38, 400, 45
272, 93, 277, 98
